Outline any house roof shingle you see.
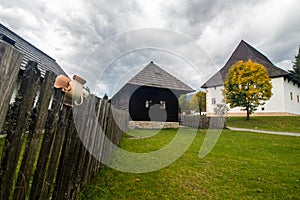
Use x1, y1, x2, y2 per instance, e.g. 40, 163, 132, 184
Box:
128, 62, 194, 93
202, 40, 289, 88
0, 23, 67, 77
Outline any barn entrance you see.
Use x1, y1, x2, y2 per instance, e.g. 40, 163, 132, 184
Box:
129, 86, 179, 122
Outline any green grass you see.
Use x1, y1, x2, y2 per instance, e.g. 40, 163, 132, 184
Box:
227, 116, 300, 133
0, 137, 5, 156
78, 128, 300, 199
0, 132, 44, 199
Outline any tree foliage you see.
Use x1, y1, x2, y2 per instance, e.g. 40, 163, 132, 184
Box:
190, 91, 206, 115
103, 93, 108, 100
214, 103, 229, 116
288, 48, 300, 80
179, 94, 190, 114
224, 59, 272, 120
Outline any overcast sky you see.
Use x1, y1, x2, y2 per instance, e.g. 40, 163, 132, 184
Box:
1, 0, 300, 97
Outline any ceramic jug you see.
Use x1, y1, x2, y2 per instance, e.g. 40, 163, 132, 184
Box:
54, 75, 88, 106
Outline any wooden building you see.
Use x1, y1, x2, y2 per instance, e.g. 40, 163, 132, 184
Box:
111, 62, 194, 122
0, 23, 66, 77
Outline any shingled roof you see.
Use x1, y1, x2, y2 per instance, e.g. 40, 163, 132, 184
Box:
128, 62, 194, 93
202, 40, 289, 88
0, 23, 66, 77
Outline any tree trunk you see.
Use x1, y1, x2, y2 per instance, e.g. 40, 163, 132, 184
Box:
246, 107, 250, 120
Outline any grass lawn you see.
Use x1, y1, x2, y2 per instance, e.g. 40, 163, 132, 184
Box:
227, 116, 300, 133
78, 128, 300, 199
0, 137, 5, 156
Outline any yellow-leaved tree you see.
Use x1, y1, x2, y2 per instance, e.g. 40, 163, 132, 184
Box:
224, 59, 272, 120
190, 91, 206, 115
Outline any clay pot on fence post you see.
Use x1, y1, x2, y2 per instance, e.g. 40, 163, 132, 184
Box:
54, 75, 89, 107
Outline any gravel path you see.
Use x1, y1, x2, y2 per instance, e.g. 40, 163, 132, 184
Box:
227, 127, 300, 137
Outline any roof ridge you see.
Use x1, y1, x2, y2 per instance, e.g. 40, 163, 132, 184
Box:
241, 40, 288, 75
201, 40, 289, 88
128, 62, 194, 92
0, 23, 56, 62
241, 40, 274, 65
0, 22, 67, 77
242, 40, 257, 60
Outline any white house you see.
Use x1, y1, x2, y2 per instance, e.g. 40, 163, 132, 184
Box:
202, 40, 300, 116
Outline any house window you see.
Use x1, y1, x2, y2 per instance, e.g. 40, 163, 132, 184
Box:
290, 92, 293, 101
212, 98, 216, 105
160, 100, 166, 109
297, 95, 299, 103
145, 100, 152, 108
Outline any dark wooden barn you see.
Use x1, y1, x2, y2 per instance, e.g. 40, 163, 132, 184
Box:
111, 62, 194, 122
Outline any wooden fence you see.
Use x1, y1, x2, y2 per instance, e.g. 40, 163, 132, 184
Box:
0, 40, 24, 132
0, 41, 129, 200
180, 115, 226, 129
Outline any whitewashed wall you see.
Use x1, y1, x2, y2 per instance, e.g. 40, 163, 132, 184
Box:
206, 77, 300, 116
206, 85, 224, 114
283, 77, 300, 114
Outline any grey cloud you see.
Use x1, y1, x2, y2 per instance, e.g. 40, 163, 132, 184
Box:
73, 28, 218, 96
163, 0, 261, 39
1, 0, 299, 97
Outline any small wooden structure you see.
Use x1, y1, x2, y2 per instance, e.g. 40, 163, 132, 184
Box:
112, 62, 194, 122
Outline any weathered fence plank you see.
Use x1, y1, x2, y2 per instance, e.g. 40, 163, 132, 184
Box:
98, 99, 108, 162
0, 40, 23, 132
86, 97, 102, 182
180, 115, 226, 129
80, 97, 99, 185
37, 89, 65, 200
13, 70, 56, 199
72, 95, 95, 188
0, 62, 40, 200
30, 89, 67, 199
51, 107, 74, 200
93, 99, 106, 175
101, 102, 113, 164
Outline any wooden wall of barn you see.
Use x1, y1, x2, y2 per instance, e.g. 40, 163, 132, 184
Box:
112, 85, 183, 122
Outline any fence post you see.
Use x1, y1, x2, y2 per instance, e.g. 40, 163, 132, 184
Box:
50, 106, 73, 200
37, 89, 64, 200
13, 71, 56, 199
0, 62, 40, 200
0, 40, 23, 132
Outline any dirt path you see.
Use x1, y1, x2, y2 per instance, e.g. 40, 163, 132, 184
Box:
227, 127, 300, 137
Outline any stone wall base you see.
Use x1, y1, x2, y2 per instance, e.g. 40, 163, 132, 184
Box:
129, 121, 179, 129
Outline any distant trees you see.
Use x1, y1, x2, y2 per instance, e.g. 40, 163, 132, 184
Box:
224, 59, 272, 120
289, 47, 300, 80
214, 103, 229, 116
190, 91, 206, 115
179, 92, 206, 115
179, 94, 190, 114
103, 93, 108, 100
